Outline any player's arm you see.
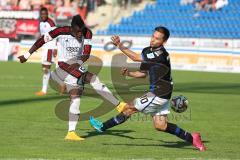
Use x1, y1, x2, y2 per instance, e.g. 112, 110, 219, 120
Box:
121, 67, 147, 78
81, 29, 92, 62
18, 26, 69, 63
111, 35, 143, 62
18, 32, 53, 63
18, 36, 44, 63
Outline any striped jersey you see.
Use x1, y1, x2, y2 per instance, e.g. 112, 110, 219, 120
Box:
31, 26, 92, 62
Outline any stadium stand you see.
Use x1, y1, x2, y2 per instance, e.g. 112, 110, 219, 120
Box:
97, 0, 240, 39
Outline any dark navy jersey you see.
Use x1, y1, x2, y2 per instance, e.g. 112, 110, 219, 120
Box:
140, 46, 173, 99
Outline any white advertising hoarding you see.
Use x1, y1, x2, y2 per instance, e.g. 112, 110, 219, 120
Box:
17, 36, 240, 73
0, 38, 9, 61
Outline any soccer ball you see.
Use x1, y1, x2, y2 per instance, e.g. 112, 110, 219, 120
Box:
171, 95, 188, 113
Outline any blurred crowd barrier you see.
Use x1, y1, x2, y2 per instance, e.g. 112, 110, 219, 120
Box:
1, 35, 239, 73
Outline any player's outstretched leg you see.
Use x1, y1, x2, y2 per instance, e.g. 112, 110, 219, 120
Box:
89, 112, 129, 132
153, 115, 206, 151
64, 90, 85, 141
89, 103, 137, 132
85, 72, 127, 111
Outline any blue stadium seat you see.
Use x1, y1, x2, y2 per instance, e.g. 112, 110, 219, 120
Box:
98, 0, 240, 39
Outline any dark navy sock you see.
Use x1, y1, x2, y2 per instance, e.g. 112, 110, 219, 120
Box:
165, 122, 193, 143
101, 113, 129, 131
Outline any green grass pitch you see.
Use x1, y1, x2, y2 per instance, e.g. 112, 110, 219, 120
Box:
0, 61, 240, 160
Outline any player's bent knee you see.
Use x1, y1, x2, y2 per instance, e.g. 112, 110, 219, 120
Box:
69, 89, 83, 97
42, 67, 50, 74
154, 122, 167, 131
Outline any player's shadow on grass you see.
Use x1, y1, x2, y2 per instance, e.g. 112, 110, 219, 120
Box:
82, 129, 154, 141
0, 82, 123, 107
0, 91, 116, 107
0, 94, 68, 107
101, 140, 209, 150
157, 139, 209, 150
101, 142, 191, 150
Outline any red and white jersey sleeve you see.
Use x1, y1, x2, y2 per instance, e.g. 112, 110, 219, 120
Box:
82, 28, 92, 56
31, 26, 70, 54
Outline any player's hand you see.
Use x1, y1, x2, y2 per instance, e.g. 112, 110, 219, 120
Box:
121, 67, 129, 76
18, 55, 27, 63
111, 35, 121, 46
68, 63, 80, 70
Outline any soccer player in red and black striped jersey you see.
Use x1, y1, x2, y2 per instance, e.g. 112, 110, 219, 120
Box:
18, 15, 126, 141
36, 7, 57, 96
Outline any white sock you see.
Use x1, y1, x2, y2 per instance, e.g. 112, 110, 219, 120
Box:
68, 114, 79, 132
90, 75, 120, 106
42, 71, 50, 93
68, 97, 80, 132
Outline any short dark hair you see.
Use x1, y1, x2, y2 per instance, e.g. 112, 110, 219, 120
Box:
71, 15, 85, 29
154, 26, 170, 41
40, 7, 48, 13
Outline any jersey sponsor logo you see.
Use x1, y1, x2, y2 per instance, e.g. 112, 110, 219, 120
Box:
146, 52, 155, 59
66, 47, 80, 52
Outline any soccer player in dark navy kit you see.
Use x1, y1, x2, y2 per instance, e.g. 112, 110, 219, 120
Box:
90, 26, 206, 151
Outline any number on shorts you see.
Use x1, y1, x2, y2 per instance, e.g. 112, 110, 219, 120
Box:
140, 94, 149, 104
